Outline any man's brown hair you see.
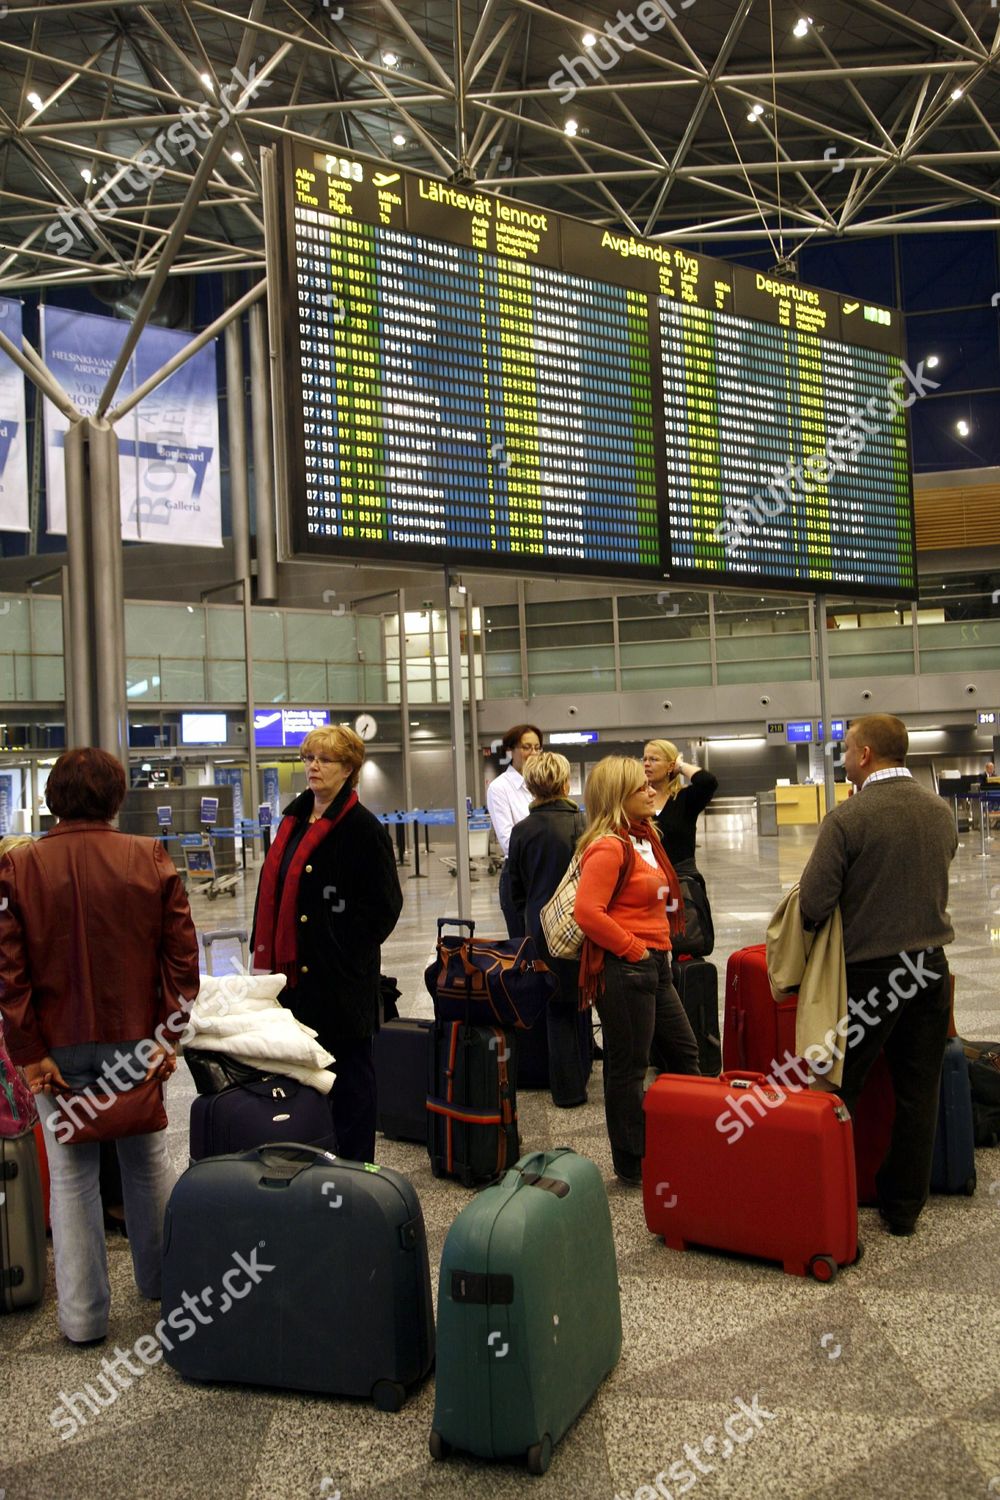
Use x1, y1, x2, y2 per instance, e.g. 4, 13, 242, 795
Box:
848, 713, 908, 764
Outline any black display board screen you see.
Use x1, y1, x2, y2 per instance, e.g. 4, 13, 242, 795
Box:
275, 143, 916, 597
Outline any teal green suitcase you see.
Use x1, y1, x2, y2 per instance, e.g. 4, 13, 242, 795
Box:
430, 1148, 621, 1474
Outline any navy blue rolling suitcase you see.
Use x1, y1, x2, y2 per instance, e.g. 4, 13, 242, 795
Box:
427, 1020, 519, 1186
375, 1019, 432, 1143
162, 1144, 434, 1408
931, 1037, 977, 1196
662, 956, 721, 1076
189, 1075, 336, 1162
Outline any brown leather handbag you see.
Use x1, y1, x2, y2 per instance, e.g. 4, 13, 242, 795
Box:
48, 1079, 167, 1145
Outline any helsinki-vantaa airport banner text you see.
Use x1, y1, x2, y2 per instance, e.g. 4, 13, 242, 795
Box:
41, 307, 222, 548
0, 298, 29, 534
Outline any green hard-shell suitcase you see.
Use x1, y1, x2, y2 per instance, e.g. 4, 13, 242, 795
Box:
430, 1147, 622, 1474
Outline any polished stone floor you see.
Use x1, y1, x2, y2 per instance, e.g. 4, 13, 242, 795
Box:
3, 821, 999, 1500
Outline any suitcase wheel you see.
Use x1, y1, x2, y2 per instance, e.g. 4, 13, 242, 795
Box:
371, 1379, 407, 1413
526, 1434, 553, 1476
808, 1254, 838, 1284
962, 1174, 977, 1196
852, 1239, 864, 1266
429, 1430, 451, 1461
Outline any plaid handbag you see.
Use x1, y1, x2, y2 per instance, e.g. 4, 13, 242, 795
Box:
540, 842, 634, 959
539, 856, 585, 958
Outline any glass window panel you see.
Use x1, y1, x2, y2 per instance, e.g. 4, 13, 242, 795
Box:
622, 662, 712, 689
528, 668, 616, 693
357, 616, 384, 665
619, 641, 711, 669
284, 611, 358, 660
526, 597, 612, 625
831, 653, 914, 678
484, 673, 524, 700
0, 655, 14, 698
253, 659, 287, 703
327, 664, 361, 700
363, 662, 388, 701
481, 604, 518, 629
715, 636, 812, 664
252, 611, 285, 658
482, 627, 521, 654
918, 620, 1000, 650
0, 597, 30, 649
618, 615, 710, 644
718, 657, 812, 684
529, 621, 613, 648
126, 659, 160, 701
31, 598, 63, 651
827, 627, 910, 657
287, 661, 327, 701
159, 658, 205, 701
527, 646, 615, 674
207, 607, 245, 658
208, 659, 246, 700
126, 602, 205, 657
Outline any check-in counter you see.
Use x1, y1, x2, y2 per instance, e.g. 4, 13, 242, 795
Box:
774, 782, 853, 827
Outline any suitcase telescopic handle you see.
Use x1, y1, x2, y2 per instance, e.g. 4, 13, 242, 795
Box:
201, 928, 249, 946
437, 917, 475, 937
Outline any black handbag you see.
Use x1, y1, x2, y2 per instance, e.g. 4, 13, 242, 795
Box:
675, 872, 715, 958
184, 1049, 271, 1097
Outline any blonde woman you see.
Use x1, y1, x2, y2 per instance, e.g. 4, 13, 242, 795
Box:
251, 724, 402, 1162
574, 757, 700, 1184
642, 740, 717, 877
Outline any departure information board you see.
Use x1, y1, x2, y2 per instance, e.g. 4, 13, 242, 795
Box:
275, 143, 917, 598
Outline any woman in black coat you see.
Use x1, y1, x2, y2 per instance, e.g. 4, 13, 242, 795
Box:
251, 726, 402, 1162
508, 752, 589, 1108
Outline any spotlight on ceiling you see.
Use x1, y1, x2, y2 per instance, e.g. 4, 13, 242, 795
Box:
793, 16, 811, 37
27, 91, 44, 111
747, 103, 765, 123
565, 118, 579, 137
230, 150, 244, 164
926, 354, 940, 369
956, 419, 970, 438
392, 132, 406, 147
950, 87, 963, 100
81, 167, 93, 183
199, 72, 213, 90
383, 51, 398, 67
582, 32, 597, 47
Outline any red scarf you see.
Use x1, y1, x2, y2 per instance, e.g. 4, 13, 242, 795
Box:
578, 821, 685, 1007
253, 791, 357, 986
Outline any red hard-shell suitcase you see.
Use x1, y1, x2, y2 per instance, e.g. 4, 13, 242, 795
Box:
722, 945, 797, 1073
643, 1071, 859, 1281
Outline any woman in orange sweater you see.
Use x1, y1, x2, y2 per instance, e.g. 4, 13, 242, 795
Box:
574, 756, 700, 1184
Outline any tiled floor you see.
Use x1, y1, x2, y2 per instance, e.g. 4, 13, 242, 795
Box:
3, 822, 999, 1500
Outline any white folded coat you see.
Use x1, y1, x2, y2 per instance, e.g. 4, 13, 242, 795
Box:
180, 972, 336, 1094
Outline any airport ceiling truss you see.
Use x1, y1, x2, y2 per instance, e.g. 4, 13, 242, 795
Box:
0, 0, 998, 294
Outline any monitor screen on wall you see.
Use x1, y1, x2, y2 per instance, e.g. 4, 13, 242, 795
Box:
272, 143, 917, 600
180, 712, 227, 745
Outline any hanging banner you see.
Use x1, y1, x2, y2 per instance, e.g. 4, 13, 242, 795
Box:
0, 298, 29, 533
41, 306, 222, 547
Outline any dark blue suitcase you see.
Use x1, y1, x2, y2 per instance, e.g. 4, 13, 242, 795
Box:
931, 1037, 977, 1196
162, 1144, 434, 1408
427, 1020, 519, 1186
375, 1019, 432, 1143
189, 1075, 336, 1162
514, 1007, 593, 1092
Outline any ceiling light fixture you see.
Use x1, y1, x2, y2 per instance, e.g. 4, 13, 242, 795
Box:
383, 51, 398, 67
747, 103, 765, 123
392, 132, 406, 146
793, 17, 811, 37
200, 72, 214, 90
565, 118, 579, 136
27, 91, 44, 111
230, 149, 244, 164
81, 167, 93, 183
582, 32, 597, 47
926, 354, 940, 368
956, 419, 970, 437
950, 87, 963, 100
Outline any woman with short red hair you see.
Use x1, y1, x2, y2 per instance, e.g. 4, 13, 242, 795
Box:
0, 747, 199, 1344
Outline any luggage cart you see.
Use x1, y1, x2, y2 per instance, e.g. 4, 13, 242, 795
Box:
182, 837, 240, 900
439, 817, 501, 881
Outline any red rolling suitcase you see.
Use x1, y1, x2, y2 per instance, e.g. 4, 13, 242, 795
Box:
722, 945, 797, 1074
643, 1071, 858, 1281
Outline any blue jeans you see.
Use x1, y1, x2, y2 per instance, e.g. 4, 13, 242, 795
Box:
36, 1041, 176, 1342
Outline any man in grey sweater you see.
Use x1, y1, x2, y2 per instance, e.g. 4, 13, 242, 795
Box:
798, 713, 957, 1236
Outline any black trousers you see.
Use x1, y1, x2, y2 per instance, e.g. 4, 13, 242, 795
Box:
327, 1036, 377, 1164
595, 949, 700, 1168
498, 862, 523, 939
836, 947, 951, 1228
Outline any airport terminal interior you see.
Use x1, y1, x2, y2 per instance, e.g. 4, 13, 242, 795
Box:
2, 1, 1000, 1497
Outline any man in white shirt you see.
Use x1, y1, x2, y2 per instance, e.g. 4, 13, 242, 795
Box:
486, 723, 542, 936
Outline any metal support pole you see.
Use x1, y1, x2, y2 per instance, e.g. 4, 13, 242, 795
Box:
242, 577, 259, 839
465, 589, 482, 806
249, 294, 279, 602
63, 418, 126, 759
225, 281, 252, 587
815, 593, 836, 816
59, 565, 74, 744
397, 588, 414, 867
445, 568, 472, 920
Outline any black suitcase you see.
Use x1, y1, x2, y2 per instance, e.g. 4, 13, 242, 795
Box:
427, 1020, 519, 1186
189, 1075, 336, 1162
161, 1144, 434, 1408
0, 1128, 46, 1313
514, 1007, 593, 1093
930, 1037, 977, 1196
651, 957, 720, 1076
374, 1019, 433, 1143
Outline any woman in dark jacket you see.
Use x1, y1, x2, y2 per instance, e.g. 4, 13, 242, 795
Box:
0, 747, 199, 1345
251, 724, 402, 1163
507, 752, 589, 1108
643, 739, 718, 877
